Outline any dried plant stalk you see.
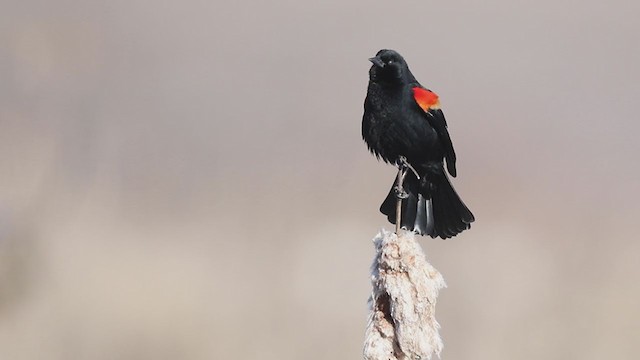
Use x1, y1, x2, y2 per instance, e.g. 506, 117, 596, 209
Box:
364, 229, 446, 360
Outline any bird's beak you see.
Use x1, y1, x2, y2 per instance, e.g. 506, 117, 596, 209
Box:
369, 56, 385, 68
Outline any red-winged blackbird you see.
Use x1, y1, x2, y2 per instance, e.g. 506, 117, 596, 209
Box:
362, 49, 474, 238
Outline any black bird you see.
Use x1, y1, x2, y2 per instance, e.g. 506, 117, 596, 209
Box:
362, 49, 474, 238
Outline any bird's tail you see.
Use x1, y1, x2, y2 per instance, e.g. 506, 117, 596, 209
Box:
380, 172, 474, 239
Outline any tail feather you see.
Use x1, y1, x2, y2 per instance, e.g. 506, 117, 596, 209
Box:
380, 172, 474, 239
414, 194, 431, 235
401, 187, 418, 231
431, 174, 474, 238
433, 187, 454, 237
439, 188, 465, 235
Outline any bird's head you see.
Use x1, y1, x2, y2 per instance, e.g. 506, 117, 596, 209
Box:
368, 49, 410, 85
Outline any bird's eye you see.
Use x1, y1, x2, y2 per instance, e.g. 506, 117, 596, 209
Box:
387, 59, 394, 64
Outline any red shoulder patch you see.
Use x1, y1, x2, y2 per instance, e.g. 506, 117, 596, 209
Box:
412, 87, 440, 112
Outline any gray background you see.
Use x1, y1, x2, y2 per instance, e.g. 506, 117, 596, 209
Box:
2, 0, 639, 359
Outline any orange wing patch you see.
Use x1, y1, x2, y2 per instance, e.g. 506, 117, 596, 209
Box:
412, 87, 440, 111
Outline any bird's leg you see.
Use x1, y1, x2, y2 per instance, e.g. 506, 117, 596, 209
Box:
397, 156, 421, 180
394, 157, 410, 234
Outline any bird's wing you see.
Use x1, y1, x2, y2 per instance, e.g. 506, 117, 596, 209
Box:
412, 86, 457, 177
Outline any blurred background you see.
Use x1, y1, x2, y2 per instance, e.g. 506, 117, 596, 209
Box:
1, 0, 639, 359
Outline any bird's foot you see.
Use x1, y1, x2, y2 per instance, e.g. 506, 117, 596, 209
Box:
393, 185, 409, 200
393, 165, 408, 234
396, 156, 420, 179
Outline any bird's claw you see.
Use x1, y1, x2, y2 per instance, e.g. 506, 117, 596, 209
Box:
396, 156, 409, 168
394, 186, 409, 200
